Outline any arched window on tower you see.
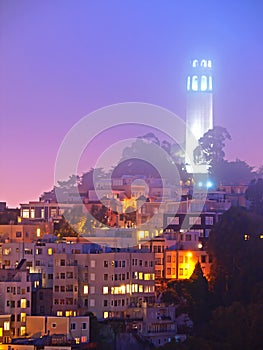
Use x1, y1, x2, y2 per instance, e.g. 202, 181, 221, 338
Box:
192, 59, 198, 68
201, 60, 207, 68
207, 60, 212, 68
201, 75, 207, 91
187, 76, 191, 91
192, 75, 198, 91
208, 76, 213, 91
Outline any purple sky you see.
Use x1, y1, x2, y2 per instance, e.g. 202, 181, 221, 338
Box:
1, 0, 263, 207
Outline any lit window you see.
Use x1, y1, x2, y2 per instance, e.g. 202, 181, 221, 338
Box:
83, 285, 88, 294
187, 76, 191, 91
103, 286, 109, 294
208, 76, 213, 90
20, 326, 26, 336
30, 209, 35, 219
0, 328, 2, 336
21, 299, 27, 309
192, 59, 198, 68
201, 59, 207, 67
192, 75, 198, 91
90, 260, 95, 268
4, 321, 10, 331
201, 75, 207, 91
20, 312, 26, 323
22, 209, 29, 218
57, 311, 63, 316
48, 248, 53, 255
3, 248, 11, 256
36, 228, 41, 237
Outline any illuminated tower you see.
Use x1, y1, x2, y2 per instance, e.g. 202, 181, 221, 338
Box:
185, 59, 213, 173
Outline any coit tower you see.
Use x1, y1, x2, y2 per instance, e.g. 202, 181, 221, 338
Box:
185, 59, 213, 173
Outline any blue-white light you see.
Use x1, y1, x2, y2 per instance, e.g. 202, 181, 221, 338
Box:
206, 181, 213, 188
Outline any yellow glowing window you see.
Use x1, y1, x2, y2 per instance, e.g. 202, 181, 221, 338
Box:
103, 312, 109, 319
139, 272, 143, 280
66, 310, 74, 317
48, 248, 53, 255
21, 299, 27, 309
4, 322, 10, 331
139, 285, 143, 292
0, 327, 2, 336
21, 312, 26, 323
20, 326, 26, 336
57, 311, 63, 316
22, 209, 29, 218
36, 228, 41, 237
83, 285, 88, 294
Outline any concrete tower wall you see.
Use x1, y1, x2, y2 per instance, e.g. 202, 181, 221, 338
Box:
185, 59, 213, 173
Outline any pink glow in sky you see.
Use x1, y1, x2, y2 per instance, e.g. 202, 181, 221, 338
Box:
1, 1, 263, 207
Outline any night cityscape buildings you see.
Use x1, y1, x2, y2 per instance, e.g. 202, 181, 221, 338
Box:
0, 56, 262, 348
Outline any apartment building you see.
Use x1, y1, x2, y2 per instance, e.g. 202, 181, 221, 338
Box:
0, 261, 32, 337
141, 231, 211, 280
52, 250, 155, 319
0, 241, 92, 288
26, 315, 90, 344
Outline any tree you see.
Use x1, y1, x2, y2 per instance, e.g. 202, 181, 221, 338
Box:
119, 134, 187, 185
210, 159, 253, 187
54, 216, 79, 238
194, 126, 231, 167
245, 178, 263, 215
209, 302, 263, 350
187, 262, 211, 325
207, 206, 263, 304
